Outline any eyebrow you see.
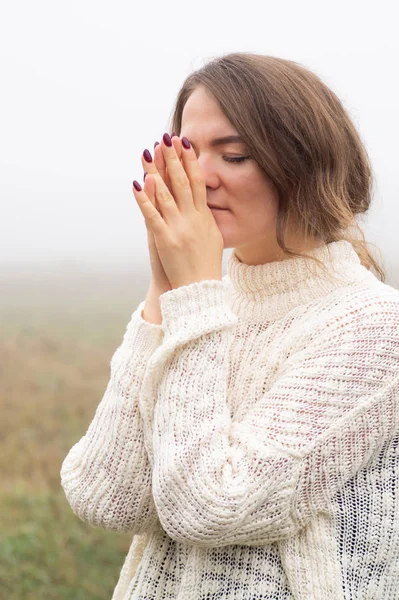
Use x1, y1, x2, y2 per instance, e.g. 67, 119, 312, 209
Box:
189, 135, 245, 151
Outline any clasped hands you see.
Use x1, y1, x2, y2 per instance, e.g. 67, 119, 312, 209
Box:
132, 133, 224, 290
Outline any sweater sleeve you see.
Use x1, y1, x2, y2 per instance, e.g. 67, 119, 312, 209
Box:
137, 280, 399, 547
60, 300, 164, 534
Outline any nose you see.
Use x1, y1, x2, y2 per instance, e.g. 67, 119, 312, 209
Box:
196, 153, 219, 189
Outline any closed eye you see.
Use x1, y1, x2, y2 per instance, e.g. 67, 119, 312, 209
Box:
223, 156, 251, 163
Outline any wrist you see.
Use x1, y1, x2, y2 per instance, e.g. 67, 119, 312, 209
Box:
149, 279, 172, 296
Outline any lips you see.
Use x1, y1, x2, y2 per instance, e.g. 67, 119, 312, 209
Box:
208, 206, 226, 210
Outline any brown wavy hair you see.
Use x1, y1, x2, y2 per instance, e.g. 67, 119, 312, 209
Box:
167, 52, 385, 282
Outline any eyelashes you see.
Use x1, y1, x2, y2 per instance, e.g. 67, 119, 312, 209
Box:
190, 152, 251, 163
223, 156, 251, 163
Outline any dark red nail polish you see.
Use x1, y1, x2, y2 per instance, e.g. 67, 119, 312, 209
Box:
143, 149, 152, 162
182, 137, 191, 149
171, 131, 177, 137
163, 133, 172, 147
154, 141, 160, 149
133, 180, 142, 191
143, 172, 147, 181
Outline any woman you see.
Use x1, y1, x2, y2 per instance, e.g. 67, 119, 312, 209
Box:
61, 53, 399, 599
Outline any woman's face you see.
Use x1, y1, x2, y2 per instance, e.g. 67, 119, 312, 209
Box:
180, 85, 322, 265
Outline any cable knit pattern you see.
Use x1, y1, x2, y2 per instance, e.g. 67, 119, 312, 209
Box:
60, 301, 163, 533
61, 240, 399, 599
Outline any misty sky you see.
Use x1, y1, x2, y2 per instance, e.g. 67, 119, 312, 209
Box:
1, 0, 398, 285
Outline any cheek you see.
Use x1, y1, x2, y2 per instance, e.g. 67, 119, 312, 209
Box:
244, 200, 278, 230
233, 164, 276, 195
233, 173, 279, 218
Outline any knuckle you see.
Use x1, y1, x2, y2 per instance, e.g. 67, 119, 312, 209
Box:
191, 176, 205, 188
154, 162, 165, 174
148, 212, 158, 222
174, 175, 190, 189
158, 190, 173, 204
178, 229, 193, 246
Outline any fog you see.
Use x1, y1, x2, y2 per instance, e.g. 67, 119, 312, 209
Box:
1, 0, 398, 287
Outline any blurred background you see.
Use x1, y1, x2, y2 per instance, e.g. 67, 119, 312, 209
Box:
1, 0, 398, 598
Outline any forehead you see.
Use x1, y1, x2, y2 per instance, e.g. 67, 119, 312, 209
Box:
181, 86, 236, 136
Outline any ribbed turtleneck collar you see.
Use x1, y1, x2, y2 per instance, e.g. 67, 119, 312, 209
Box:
226, 240, 372, 321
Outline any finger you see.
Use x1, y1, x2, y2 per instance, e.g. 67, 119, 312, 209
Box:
141, 149, 166, 197
153, 136, 182, 178
155, 137, 183, 193
141, 148, 181, 223
153, 142, 167, 184
171, 134, 183, 160
180, 136, 207, 211
132, 178, 167, 236
144, 173, 164, 219
160, 134, 196, 214
166, 135, 184, 196
143, 173, 156, 208
153, 145, 173, 198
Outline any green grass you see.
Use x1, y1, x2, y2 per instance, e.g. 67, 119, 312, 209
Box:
0, 266, 150, 599
0, 487, 132, 600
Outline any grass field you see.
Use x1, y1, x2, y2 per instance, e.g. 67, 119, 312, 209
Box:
0, 263, 150, 599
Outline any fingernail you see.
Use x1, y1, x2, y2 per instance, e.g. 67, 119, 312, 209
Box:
154, 141, 160, 149
133, 180, 142, 191
143, 149, 152, 162
182, 137, 191, 149
143, 172, 147, 181
171, 131, 177, 137
163, 133, 172, 147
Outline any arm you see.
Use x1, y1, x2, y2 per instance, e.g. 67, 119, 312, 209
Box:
138, 280, 399, 547
60, 295, 164, 534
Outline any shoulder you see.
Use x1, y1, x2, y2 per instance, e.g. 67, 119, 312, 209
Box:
292, 277, 399, 351
325, 276, 399, 321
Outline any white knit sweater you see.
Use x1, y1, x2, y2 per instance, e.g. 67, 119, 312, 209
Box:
61, 240, 399, 599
